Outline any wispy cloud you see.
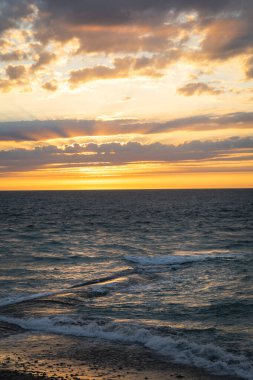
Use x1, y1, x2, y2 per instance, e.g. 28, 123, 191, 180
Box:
177, 82, 223, 96
0, 112, 252, 142
69, 54, 177, 86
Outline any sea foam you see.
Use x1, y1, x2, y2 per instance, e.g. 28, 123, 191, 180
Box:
0, 315, 252, 380
124, 253, 217, 266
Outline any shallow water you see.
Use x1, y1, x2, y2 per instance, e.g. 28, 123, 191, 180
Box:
0, 190, 252, 379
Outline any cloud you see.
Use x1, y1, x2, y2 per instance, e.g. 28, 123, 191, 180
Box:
69, 53, 176, 86
0, 0, 34, 35
0, 112, 253, 142
0, 136, 252, 174
31, 51, 57, 72
0, 50, 29, 62
0, 51, 57, 92
35, 0, 240, 29
1, 1, 253, 53
6, 65, 26, 80
32, 0, 253, 64
42, 81, 58, 92
245, 56, 253, 78
200, 18, 253, 60
0, 64, 29, 92
33, 1, 185, 54
0, 1, 252, 90
177, 82, 223, 96
34, 2, 252, 40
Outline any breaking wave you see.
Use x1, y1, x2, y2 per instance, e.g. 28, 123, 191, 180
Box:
0, 315, 252, 379
124, 252, 232, 266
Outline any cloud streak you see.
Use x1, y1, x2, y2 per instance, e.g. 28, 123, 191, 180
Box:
69, 53, 177, 86
177, 82, 223, 96
0, 136, 252, 174
0, 112, 253, 142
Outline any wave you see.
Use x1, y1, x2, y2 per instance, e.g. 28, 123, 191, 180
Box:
31, 254, 109, 263
124, 253, 221, 266
0, 291, 61, 308
0, 269, 135, 308
0, 315, 252, 379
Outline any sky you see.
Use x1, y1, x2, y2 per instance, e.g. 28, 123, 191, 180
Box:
0, 0, 252, 190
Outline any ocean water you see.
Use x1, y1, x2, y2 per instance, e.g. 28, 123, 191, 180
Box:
0, 190, 252, 379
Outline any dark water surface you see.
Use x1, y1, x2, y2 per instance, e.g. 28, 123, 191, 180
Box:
0, 190, 252, 379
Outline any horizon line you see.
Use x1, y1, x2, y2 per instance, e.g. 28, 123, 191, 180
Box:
0, 188, 252, 192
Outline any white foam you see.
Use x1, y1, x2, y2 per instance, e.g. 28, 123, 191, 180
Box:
0, 315, 252, 380
124, 250, 236, 266
124, 254, 213, 266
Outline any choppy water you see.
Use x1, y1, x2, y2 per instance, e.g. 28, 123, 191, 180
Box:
0, 190, 252, 379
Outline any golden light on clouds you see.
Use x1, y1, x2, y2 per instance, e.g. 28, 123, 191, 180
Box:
0, 0, 252, 189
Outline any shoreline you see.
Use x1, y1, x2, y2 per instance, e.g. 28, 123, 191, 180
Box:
0, 331, 242, 380
0, 367, 241, 380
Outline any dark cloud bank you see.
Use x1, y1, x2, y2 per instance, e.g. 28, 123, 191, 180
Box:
6, 0, 253, 54
1, 136, 252, 174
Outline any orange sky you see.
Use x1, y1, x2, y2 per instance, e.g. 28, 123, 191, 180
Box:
0, 0, 252, 189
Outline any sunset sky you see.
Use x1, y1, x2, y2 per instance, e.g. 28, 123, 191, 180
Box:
0, 0, 253, 189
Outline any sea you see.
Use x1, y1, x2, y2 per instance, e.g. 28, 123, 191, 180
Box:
0, 189, 252, 379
